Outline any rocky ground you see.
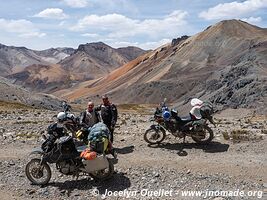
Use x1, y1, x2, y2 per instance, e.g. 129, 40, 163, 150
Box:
0, 103, 266, 200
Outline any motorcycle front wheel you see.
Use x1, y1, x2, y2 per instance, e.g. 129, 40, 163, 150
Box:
25, 158, 51, 185
144, 127, 166, 145
191, 125, 214, 144
90, 159, 114, 180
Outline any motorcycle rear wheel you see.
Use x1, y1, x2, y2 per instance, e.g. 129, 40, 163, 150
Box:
191, 125, 214, 144
25, 158, 51, 185
90, 159, 114, 180
144, 127, 166, 145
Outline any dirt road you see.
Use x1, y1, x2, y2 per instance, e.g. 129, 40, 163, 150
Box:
0, 108, 266, 199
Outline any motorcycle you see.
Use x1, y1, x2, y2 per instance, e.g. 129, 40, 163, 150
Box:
25, 122, 115, 185
57, 101, 116, 157
144, 99, 215, 145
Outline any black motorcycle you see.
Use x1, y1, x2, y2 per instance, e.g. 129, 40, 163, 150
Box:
144, 101, 215, 145
25, 123, 115, 185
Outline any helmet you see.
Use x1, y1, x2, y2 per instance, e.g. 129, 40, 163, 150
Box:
57, 112, 66, 122
163, 110, 171, 121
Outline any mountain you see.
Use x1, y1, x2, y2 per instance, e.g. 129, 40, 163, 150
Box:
6, 64, 70, 93
5, 42, 147, 92
0, 44, 74, 76
33, 47, 75, 64
58, 20, 267, 113
117, 46, 150, 61
59, 42, 147, 81
0, 76, 62, 110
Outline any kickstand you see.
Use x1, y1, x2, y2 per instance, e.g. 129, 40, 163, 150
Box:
177, 135, 187, 156
181, 135, 186, 149
178, 135, 185, 153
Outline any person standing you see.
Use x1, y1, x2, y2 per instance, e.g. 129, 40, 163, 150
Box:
80, 101, 100, 128
96, 95, 118, 143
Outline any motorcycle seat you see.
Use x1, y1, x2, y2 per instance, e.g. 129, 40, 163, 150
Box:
180, 116, 192, 122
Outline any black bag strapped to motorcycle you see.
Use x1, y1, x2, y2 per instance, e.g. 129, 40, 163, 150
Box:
47, 123, 66, 138
89, 140, 105, 153
43, 136, 79, 163
58, 136, 78, 155
192, 119, 206, 132
200, 102, 214, 119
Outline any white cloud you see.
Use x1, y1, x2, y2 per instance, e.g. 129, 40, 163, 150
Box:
19, 32, 46, 38
71, 10, 188, 39
61, 0, 88, 8
71, 13, 136, 31
199, 0, 267, 20
81, 33, 100, 38
241, 16, 262, 23
59, 21, 66, 26
0, 18, 45, 38
62, 0, 138, 13
34, 8, 68, 19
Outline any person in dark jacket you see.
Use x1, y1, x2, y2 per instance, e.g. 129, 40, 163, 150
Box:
80, 101, 100, 129
96, 95, 118, 143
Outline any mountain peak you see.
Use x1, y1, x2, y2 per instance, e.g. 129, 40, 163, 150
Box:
77, 42, 113, 52
204, 19, 265, 38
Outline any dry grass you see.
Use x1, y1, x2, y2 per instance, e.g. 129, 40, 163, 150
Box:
244, 115, 267, 123
16, 132, 39, 139
231, 129, 250, 142
0, 101, 33, 110
222, 129, 264, 142
226, 129, 264, 143
222, 131, 230, 140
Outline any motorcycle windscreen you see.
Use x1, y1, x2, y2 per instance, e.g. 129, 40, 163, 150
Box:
82, 155, 109, 172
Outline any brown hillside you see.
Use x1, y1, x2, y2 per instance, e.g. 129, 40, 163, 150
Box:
58, 20, 267, 113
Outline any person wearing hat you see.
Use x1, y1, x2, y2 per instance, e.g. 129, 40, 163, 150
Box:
95, 95, 118, 143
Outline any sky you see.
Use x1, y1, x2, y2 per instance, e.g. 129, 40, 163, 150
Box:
0, 0, 266, 50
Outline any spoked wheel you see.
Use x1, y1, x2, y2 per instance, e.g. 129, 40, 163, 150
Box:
192, 125, 214, 144
144, 127, 166, 145
25, 158, 51, 185
90, 159, 114, 180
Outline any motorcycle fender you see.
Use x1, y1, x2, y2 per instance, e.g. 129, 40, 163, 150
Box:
29, 147, 44, 155
150, 124, 166, 134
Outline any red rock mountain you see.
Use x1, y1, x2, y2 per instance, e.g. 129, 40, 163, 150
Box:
58, 20, 267, 113
59, 42, 147, 81
5, 42, 146, 92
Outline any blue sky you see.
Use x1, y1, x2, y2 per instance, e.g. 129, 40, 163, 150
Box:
0, 0, 266, 50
